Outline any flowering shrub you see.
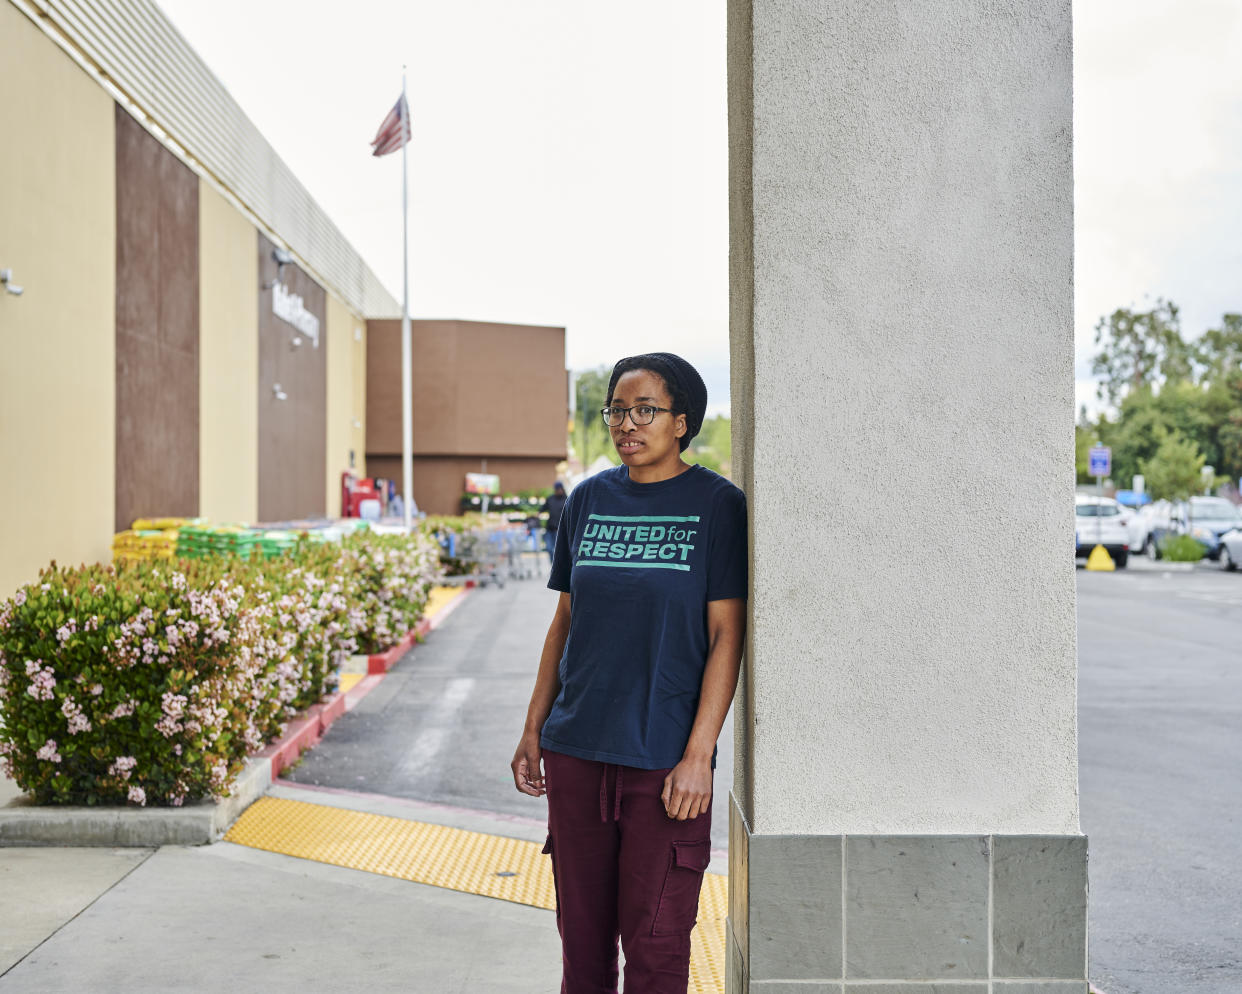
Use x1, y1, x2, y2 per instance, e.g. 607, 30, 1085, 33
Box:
337, 532, 437, 654
238, 542, 360, 729
0, 560, 257, 806
0, 528, 440, 807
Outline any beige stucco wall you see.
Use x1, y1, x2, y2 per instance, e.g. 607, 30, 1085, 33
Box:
198, 181, 258, 524
325, 293, 366, 513
731, 0, 1078, 835
0, 4, 116, 596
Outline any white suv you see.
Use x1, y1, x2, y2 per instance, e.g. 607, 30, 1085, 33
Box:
1075, 495, 1130, 568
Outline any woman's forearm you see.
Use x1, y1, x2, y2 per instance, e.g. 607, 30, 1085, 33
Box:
681, 598, 745, 763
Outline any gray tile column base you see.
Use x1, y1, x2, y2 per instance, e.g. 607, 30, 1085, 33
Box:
727, 794, 1088, 994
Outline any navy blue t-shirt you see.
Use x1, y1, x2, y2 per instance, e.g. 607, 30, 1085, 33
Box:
541, 464, 748, 770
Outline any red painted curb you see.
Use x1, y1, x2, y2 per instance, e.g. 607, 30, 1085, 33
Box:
367, 629, 418, 674
317, 692, 347, 732
258, 713, 323, 777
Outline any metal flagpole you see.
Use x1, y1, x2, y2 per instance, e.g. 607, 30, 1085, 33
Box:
400, 68, 414, 534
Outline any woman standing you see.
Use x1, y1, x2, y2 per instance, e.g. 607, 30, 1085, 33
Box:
511, 353, 747, 993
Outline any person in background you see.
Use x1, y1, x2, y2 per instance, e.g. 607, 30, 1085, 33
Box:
542, 481, 568, 564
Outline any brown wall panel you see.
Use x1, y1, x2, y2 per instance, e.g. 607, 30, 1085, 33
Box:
367, 317, 568, 463
367, 455, 563, 517
114, 107, 200, 532
257, 233, 327, 521
432, 321, 566, 458
365, 318, 403, 455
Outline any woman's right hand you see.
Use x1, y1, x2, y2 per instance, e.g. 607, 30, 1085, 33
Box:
511, 732, 546, 796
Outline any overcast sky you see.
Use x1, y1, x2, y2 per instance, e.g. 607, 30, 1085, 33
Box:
157, 0, 1242, 420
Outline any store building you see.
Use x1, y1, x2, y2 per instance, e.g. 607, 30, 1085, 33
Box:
366, 319, 568, 515
0, 0, 565, 597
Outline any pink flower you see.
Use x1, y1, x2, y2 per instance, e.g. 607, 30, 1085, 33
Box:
127, 785, 146, 806
35, 739, 62, 763
109, 756, 137, 780
24, 661, 56, 700
56, 619, 78, 645
90, 684, 103, 696
13, 589, 26, 606
62, 696, 92, 734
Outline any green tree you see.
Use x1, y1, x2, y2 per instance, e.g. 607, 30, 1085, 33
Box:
1095, 380, 1218, 490
686, 415, 732, 477
1091, 298, 1191, 405
1217, 412, 1242, 486
571, 367, 620, 470
1074, 422, 1098, 485
1194, 313, 1242, 385
1195, 314, 1242, 483
1139, 428, 1206, 502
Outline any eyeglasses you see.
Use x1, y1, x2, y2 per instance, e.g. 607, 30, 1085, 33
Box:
600, 405, 672, 427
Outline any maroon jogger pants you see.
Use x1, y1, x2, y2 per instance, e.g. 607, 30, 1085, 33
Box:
542, 749, 712, 994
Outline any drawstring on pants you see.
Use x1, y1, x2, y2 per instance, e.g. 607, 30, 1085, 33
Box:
597, 764, 624, 823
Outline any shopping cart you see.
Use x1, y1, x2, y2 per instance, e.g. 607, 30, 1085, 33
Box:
432, 522, 505, 587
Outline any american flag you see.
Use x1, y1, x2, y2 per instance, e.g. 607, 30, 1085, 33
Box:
370, 95, 411, 157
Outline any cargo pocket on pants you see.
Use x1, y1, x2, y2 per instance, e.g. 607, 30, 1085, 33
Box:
651, 839, 710, 936
542, 834, 562, 928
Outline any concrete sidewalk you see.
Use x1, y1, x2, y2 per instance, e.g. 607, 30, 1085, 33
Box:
0, 783, 563, 993
0, 581, 567, 993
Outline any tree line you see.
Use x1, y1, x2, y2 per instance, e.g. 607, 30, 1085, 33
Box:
1079, 299, 1242, 500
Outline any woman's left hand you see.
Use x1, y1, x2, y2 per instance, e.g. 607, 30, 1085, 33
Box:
661, 758, 713, 821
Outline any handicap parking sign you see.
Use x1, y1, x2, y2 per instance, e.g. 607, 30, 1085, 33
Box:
1088, 445, 1111, 477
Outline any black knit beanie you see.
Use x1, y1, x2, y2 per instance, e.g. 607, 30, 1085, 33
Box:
606, 353, 708, 452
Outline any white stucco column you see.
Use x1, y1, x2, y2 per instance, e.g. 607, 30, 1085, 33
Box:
727, 2, 1085, 990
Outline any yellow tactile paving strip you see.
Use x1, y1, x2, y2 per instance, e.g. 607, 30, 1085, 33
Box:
226, 796, 726, 992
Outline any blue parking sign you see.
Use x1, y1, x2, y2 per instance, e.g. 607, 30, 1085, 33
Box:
1088, 445, 1111, 477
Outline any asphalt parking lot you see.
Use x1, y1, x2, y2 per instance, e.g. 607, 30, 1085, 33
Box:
1076, 561, 1242, 994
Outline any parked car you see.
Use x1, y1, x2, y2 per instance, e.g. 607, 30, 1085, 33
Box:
1144, 500, 1176, 559
1163, 497, 1242, 561
1219, 528, 1242, 571
1126, 501, 1163, 557
1075, 495, 1129, 568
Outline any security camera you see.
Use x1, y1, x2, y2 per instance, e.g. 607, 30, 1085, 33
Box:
262, 249, 296, 290
0, 269, 23, 296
